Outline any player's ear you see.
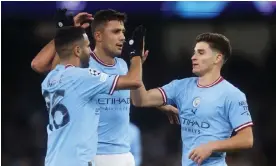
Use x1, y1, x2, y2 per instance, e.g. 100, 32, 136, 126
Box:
94, 30, 102, 42
215, 53, 223, 64
73, 45, 81, 58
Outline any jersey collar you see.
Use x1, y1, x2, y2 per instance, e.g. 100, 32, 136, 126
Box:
90, 51, 116, 67
65, 64, 75, 69
197, 76, 224, 88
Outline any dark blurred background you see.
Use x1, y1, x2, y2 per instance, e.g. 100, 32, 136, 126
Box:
2, 1, 276, 166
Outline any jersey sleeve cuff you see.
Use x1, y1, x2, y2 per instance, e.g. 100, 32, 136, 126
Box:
109, 75, 119, 95
234, 121, 253, 132
157, 87, 167, 106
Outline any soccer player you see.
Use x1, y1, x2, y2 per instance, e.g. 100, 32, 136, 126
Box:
131, 33, 254, 166
42, 26, 144, 166
129, 123, 142, 166
31, 9, 178, 166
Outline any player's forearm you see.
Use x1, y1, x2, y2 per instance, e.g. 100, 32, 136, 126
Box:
115, 57, 142, 90
128, 57, 142, 81
131, 82, 166, 107
210, 129, 253, 152
131, 83, 150, 107
119, 57, 142, 90
130, 56, 146, 106
129, 56, 151, 107
31, 40, 59, 74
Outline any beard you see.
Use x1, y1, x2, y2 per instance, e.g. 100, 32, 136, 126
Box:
80, 54, 90, 68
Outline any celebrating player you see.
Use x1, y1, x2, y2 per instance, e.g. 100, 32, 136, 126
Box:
32, 9, 178, 166
131, 32, 254, 166
42, 26, 144, 166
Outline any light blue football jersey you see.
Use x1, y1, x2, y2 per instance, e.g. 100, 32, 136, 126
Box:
159, 77, 253, 166
89, 52, 131, 154
129, 123, 142, 166
41, 64, 119, 166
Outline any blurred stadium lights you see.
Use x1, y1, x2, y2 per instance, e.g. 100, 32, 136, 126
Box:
56, 1, 87, 15
161, 1, 229, 19
253, 1, 276, 15
161, 1, 276, 19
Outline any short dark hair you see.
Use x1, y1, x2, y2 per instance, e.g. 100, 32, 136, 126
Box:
196, 32, 232, 63
91, 9, 127, 36
54, 26, 86, 58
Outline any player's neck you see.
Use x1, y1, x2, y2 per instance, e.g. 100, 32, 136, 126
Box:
59, 57, 80, 68
198, 70, 221, 87
93, 47, 115, 65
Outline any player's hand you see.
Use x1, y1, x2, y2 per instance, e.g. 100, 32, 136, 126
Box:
158, 105, 180, 125
142, 50, 149, 64
55, 8, 74, 28
127, 25, 147, 60
73, 12, 94, 29
189, 143, 214, 165
141, 32, 149, 64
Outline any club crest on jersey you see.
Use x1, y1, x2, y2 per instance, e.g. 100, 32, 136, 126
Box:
192, 97, 201, 108
89, 68, 101, 76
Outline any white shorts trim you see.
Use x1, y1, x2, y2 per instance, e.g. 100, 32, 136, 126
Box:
94, 152, 135, 166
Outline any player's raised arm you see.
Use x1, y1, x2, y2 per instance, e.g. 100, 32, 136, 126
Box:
31, 40, 60, 73
31, 10, 93, 74
76, 57, 143, 100
114, 56, 143, 91
114, 25, 148, 92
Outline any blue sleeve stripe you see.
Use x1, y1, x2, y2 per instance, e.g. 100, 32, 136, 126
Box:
109, 75, 119, 95
157, 87, 167, 105
234, 121, 253, 132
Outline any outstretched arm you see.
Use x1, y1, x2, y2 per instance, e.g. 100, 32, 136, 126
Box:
131, 84, 166, 107
114, 57, 143, 91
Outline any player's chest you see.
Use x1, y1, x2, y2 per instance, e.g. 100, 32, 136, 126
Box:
179, 90, 225, 118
